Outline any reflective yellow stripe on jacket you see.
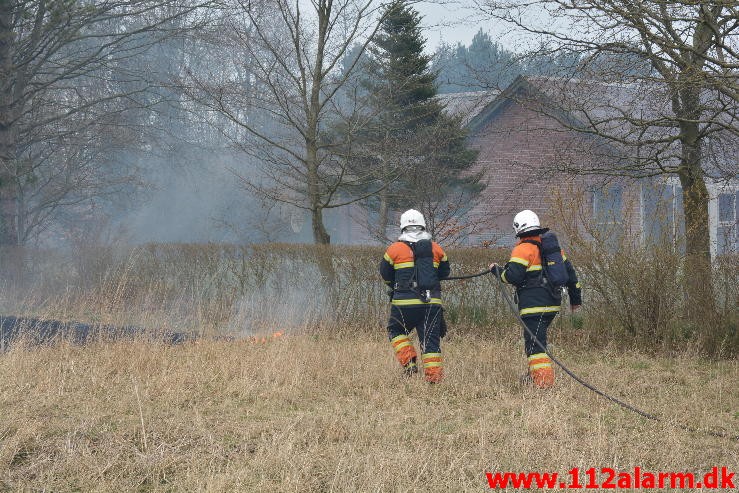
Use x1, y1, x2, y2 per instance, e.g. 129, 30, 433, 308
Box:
520, 306, 560, 316
392, 298, 443, 306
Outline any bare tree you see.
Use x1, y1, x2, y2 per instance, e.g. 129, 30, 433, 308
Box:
0, 0, 209, 246
185, 0, 389, 245
476, 0, 739, 315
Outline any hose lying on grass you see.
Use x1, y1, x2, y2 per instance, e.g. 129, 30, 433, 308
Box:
441, 269, 738, 441
487, 271, 739, 442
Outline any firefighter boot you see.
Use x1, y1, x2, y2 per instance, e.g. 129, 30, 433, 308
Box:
422, 353, 443, 384
391, 334, 418, 373
528, 353, 555, 389
403, 357, 418, 376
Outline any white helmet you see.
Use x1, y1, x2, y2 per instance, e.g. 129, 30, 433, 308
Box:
513, 210, 541, 236
400, 209, 426, 231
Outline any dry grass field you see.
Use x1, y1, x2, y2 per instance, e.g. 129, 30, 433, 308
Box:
1, 330, 736, 492
0, 244, 736, 491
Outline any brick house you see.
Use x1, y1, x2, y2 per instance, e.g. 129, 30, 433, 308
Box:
327, 75, 737, 255
437, 76, 738, 255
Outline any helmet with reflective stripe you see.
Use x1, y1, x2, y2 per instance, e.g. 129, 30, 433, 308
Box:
513, 209, 541, 236
400, 209, 426, 231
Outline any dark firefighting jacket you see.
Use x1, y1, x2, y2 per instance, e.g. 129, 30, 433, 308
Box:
380, 241, 450, 306
500, 236, 582, 316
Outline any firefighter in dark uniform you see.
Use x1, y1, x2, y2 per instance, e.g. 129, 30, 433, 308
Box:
490, 210, 582, 388
380, 209, 450, 383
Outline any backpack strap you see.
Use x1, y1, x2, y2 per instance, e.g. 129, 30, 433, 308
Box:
520, 239, 541, 248
393, 241, 418, 292
520, 239, 543, 267
518, 238, 544, 286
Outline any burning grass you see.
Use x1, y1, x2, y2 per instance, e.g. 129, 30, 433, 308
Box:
0, 331, 736, 491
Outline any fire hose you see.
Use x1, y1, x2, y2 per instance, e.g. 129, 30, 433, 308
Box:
439, 268, 738, 441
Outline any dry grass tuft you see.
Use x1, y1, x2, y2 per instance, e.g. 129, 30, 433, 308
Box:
1, 331, 736, 491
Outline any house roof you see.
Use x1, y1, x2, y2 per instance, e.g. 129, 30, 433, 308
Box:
436, 90, 499, 127
452, 75, 738, 179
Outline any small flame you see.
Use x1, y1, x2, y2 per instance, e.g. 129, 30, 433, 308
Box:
248, 331, 285, 344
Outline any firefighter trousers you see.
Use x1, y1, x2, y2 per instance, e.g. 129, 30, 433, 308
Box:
522, 313, 556, 356
387, 304, 444, 382
522, 313, 557, 388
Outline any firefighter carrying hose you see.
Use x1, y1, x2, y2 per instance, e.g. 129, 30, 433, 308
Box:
380, 209, 449, 383
490, 210, 582, 389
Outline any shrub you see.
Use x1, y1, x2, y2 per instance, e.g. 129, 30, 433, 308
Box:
0, 241, 735, 356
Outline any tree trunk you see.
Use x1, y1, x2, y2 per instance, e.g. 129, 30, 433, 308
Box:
0, 180, 17, 245
306, 142, 330, 245
678, 121, 715, 319
310, 204, 330, 245
306, 141, 335, 284
377, 185, 388, 241
311, 207, 334, 282
0, 2, 18, 247
307, 0, 330, 247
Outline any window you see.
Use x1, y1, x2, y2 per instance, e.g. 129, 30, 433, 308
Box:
673, 186, 685, 245
593, 185, 622, 222
716, 192, 738, 255
593, 185, 623, 246
642, 182, 674, 244
718, 193, 735, 223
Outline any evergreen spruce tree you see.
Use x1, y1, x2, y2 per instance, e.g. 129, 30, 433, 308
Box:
358, 0, 481, 242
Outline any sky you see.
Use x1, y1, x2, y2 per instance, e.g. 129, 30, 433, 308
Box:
415, 1, 497, 52
415, 0, 553, 54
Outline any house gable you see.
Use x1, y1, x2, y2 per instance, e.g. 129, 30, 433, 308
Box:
447, 76, 735, 253
459, 87, 612, 245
